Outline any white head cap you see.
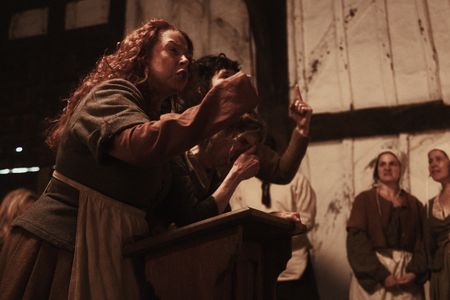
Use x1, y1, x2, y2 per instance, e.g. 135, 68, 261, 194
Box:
428, 142, 450, 158
369, 147, 407, 184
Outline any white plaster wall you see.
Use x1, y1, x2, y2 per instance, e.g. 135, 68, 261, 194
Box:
287, 0, 450, 111
302, 140, 354, 300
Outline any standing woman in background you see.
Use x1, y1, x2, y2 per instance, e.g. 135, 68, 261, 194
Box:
347, 149, 427, 300
0, 188, 37, 250
426, 144, 450, 300
0, 19, 258, 300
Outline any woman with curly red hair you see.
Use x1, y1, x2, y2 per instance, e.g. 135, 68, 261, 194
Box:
0, 19, 258, 299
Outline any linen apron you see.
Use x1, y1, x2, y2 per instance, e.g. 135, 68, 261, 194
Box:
349, 250, 424, 300
53, 171, 149, 300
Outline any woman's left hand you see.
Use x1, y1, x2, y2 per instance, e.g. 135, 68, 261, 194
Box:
289, 84, 312, 137
230, 146, 260, 180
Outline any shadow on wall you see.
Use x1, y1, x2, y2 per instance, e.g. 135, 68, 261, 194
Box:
313, 254, 351, 300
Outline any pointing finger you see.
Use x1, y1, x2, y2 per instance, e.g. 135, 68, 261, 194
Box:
295, 84, 305, 103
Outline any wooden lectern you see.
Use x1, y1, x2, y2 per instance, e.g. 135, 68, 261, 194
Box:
124, 208, 295, 300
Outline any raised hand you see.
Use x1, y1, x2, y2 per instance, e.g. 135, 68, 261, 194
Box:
289, 84, 312, 137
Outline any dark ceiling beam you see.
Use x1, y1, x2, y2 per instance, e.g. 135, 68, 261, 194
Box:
244, 0, 292, 150
6, 0, 49, 12
109, 0, 126, 38
48, 0, 66, 36
0, 2, 12, 41
310, 100, 450, 142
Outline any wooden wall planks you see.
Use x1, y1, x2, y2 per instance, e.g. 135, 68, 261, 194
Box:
288, 0, 450, 112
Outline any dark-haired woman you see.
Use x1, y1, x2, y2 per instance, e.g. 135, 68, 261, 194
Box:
181, 54, 312, 185
0, 19, 258, 299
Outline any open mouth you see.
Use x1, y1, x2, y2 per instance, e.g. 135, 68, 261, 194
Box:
176, 70, 187, 81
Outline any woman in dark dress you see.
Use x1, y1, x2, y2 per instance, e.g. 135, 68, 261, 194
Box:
426, 143, 450, 300
0, 19, 258, 299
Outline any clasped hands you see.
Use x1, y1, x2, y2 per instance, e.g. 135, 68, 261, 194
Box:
384, 273, 416, 290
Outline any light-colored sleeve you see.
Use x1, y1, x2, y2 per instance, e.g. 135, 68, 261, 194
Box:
291, 174, 316, 230
229, 183, 247, 210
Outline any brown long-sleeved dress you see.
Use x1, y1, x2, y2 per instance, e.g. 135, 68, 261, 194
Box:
346, 188, 427, 296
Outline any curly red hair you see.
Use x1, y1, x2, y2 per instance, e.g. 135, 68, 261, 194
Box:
46, 19, 193, 150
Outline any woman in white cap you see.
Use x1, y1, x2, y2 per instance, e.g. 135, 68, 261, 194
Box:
347, 149, 427, 299
426, 143, 450, 300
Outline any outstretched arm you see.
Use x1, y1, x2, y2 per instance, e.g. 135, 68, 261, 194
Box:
110, 72, 259, 167
257, 85, 312, 183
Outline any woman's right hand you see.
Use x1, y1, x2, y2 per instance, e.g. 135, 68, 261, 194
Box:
270, 211, 308, 234
230, 146, 260, 180
383, 274, 398, 288
212, 146, 259, 213
289, 84, 312, 137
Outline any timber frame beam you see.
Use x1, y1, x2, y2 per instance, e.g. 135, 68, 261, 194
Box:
310, 100, 450, 142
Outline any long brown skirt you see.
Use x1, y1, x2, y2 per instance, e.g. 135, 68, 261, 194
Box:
0, 227, 73, 300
